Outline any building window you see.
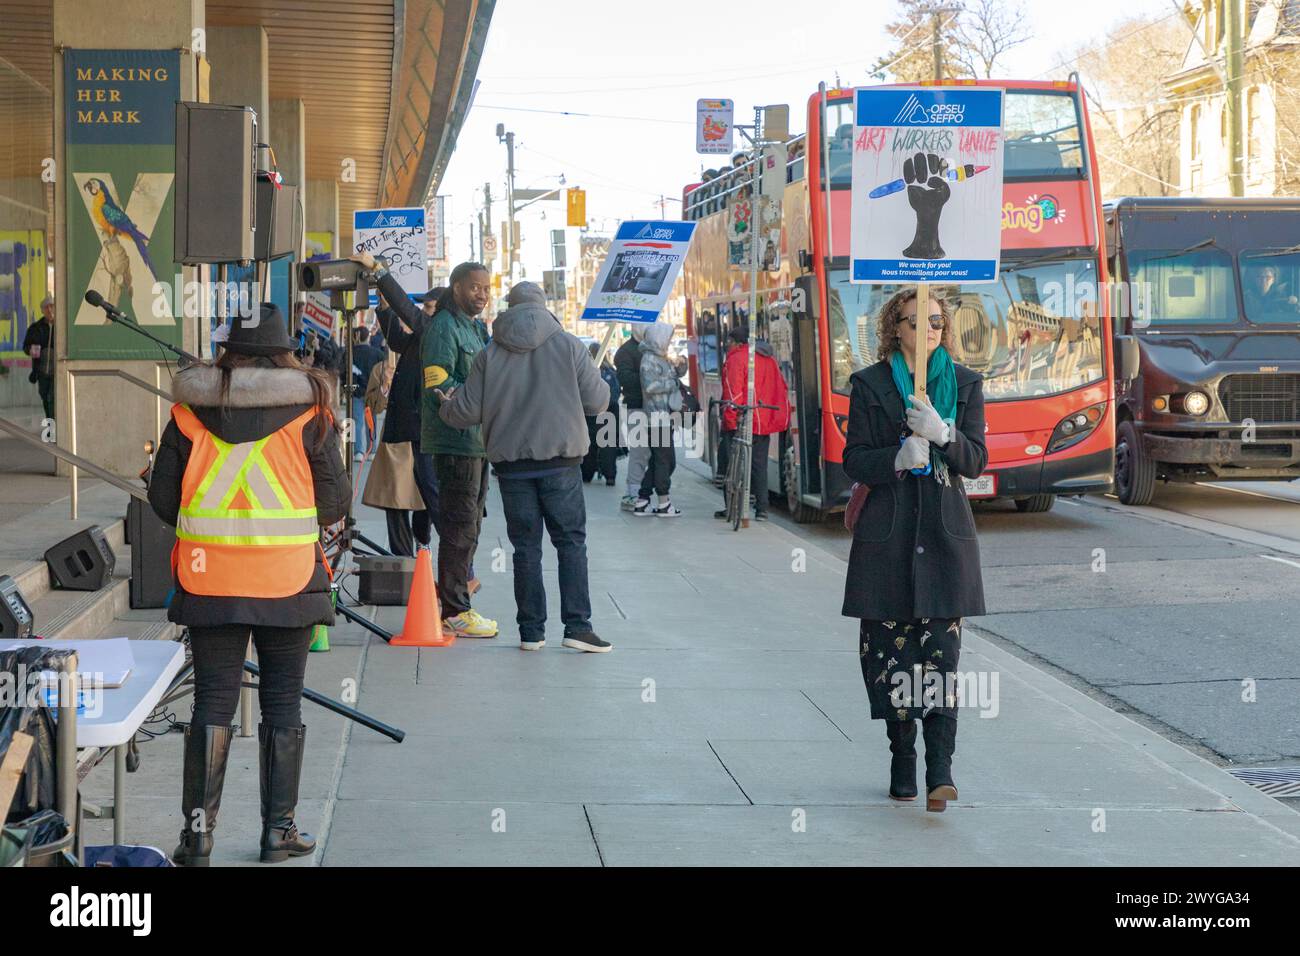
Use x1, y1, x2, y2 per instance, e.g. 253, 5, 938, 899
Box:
1247, 86, 1263, 181
1190, 104, 1202, 161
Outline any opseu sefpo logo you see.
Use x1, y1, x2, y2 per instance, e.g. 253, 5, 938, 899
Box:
894, 94, 965, 126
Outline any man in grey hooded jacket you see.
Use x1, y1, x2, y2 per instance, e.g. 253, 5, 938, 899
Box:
439, 282, 612, 652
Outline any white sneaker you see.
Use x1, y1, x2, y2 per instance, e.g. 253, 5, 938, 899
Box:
633, 497, 653, 516
653, 499, 682, 517
520, 638, 545, 651
620, 495, 637, 512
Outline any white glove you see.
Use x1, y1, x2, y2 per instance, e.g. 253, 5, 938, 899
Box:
905, 394, 951, 445
895, 434, 930, 472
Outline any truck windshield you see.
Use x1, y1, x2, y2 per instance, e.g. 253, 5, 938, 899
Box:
1126, 247, 1238, 326
1240, 249, 1300, 324
826, 257, 1106, 400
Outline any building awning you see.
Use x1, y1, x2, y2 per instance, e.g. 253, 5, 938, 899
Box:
0, 0, 494, 249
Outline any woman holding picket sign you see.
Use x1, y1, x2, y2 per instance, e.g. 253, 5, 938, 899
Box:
840, 288, 987, 812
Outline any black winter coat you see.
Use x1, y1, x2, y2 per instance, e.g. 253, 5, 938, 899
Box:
148, 363, 351, 629
840, 360, 987, 621
613, 337, 644, 409
374, 297, 427, 444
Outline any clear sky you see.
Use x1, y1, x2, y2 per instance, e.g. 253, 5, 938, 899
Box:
436, 0, 1176, 280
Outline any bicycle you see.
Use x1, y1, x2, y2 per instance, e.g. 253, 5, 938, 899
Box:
718, 398, 780, 531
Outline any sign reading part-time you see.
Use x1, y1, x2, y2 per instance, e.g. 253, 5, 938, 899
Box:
64, 49, 180, 359
581, 220, 697, 324
353, 207, 429, 305
850, 86, 1004, 285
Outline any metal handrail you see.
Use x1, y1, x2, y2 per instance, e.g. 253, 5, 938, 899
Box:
65, 366, 172, 518
0, 416, 149, 503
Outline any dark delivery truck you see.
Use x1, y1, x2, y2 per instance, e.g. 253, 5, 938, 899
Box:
1105, 197, 1300, 504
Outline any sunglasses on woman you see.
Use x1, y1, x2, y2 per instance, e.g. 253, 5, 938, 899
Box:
905, 314, 945, 331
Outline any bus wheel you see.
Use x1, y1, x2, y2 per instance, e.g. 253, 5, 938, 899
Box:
783, 445, 822, 524
1014, 494, 1055, 513
1116, 420, 1156, 506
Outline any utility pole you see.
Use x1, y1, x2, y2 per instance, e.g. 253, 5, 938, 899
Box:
497, 125, 517, 282
1225, 0, 1245, 196
930, 3, 961, 82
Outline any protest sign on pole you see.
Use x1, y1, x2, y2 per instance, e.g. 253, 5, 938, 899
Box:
353, 206, 429, 306
580, 220, 697, 324
850, 85, 1004, 399
696, 99, 734, 155
850, 86, 1004, 285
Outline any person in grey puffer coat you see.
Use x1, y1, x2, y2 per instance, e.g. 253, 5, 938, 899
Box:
439, 282, 613, 653
634, 321, 683, 517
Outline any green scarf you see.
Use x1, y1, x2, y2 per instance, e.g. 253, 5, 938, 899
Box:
890, 346, 958, 482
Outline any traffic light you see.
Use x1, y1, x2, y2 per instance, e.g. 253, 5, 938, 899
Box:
567, 187, 586, 227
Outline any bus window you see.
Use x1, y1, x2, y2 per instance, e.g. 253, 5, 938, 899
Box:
1128, 248, 1237, 326
952, 258, 1104, 398
825, 258, 1104, 399
824, 275, 885, 392
699, 303, 726, 374
1240, 250, 1300, 324
1003, 91, 1084, 178
827, 100, 854, 186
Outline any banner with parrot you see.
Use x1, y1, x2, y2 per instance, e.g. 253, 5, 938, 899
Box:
64, 49, 180, 359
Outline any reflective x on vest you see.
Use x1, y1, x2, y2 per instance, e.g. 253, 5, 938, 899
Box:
171, 404, 321, 599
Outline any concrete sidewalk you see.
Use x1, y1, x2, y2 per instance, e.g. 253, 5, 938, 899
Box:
81, 456, 1300, 865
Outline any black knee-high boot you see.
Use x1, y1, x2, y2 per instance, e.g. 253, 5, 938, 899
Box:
259, 723, 317, 863
173, 724, 233, 866
922, 713, 958, 812
885, 720, 918, 801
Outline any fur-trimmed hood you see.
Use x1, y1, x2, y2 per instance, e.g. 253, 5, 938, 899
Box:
172, 365, 327, 409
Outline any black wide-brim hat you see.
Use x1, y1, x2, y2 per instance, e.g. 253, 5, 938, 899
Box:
223, 303, 296, 356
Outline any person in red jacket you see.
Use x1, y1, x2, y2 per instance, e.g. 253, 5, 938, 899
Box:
715, 326, 791, 521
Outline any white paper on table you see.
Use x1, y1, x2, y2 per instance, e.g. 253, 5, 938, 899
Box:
0, 637, 136, 687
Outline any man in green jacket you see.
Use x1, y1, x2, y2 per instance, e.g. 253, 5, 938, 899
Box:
352, 254, 497, 638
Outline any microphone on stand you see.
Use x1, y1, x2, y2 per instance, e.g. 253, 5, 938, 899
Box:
84, 288, 129, 320
82, 289, 201, 366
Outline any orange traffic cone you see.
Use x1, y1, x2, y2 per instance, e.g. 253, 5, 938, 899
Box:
390, 547, 454, 647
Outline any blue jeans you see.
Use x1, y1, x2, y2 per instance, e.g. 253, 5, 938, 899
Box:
351, 396, 370, 453
497, 467, 592, 640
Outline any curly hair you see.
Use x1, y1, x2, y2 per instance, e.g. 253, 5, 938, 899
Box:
875, 288, 956, 363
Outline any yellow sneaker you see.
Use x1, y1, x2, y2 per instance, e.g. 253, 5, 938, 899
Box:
443, 609, 498, 638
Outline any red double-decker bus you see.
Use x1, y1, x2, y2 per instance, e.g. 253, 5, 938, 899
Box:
682, 78, 1116, 521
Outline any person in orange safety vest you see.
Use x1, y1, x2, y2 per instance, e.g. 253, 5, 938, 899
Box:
148, 302, 349, 866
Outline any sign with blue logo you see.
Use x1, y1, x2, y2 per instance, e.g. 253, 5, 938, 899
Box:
581, 220, 697, 323
850, 86, 1004, 284
353, 206, 428, 305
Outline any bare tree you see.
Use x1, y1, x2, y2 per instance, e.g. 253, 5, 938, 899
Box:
1073, 14, 1186, 196
952, 0, 1032, 78
872, 1, 970, 83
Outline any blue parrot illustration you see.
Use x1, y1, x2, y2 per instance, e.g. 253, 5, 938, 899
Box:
83, 177, 159, 281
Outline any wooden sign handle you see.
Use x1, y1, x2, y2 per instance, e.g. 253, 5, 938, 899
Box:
913, 281, 929, 404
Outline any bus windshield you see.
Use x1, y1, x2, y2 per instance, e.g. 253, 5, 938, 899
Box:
826, 257, 1106, 400
825, 89, 1084, 187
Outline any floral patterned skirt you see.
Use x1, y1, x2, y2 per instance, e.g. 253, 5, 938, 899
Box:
858, 617, 962, 721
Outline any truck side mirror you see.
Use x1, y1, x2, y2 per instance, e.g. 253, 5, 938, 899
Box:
1116, 334, 1140, 381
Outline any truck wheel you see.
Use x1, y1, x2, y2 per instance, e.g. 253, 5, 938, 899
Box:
1014, 494, 1055, 513
1116, 420, 1156, 506
783, 444, 823, 523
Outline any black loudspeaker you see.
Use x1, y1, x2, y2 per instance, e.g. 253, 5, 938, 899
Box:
44, 525, 116, 592
128, 498, 175, 609
255, 177, 298, 261
175, 101, 258, 264
0, 575, 35, 640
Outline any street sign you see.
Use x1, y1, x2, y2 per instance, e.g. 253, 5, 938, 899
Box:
482, 233, 499, 258
697, 98, 734, 155
566, 187, 587, 227
543, 269, 565, 301
353, 206, 429, 305
580, 220, 697, 324
849, 86, 1004, 284
551, 228, 567, 268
